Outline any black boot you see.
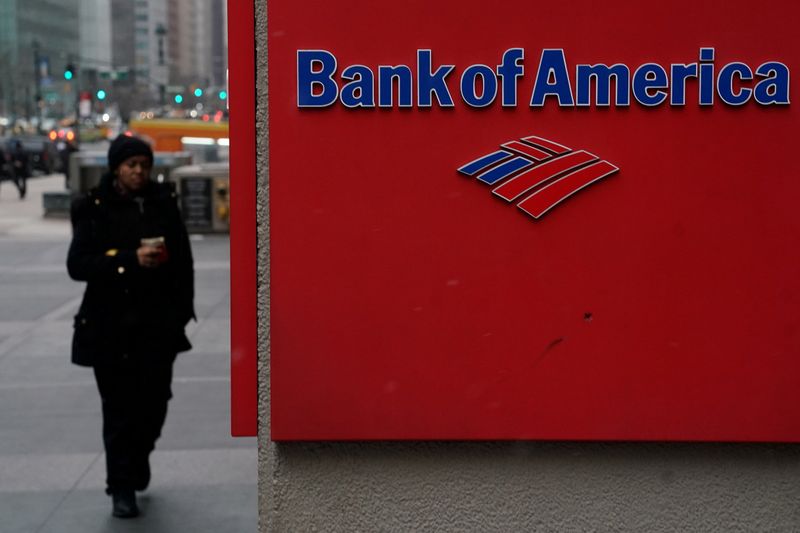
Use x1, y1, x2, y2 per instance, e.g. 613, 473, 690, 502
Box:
111, 489, 139, 518
133, 456, 151, 492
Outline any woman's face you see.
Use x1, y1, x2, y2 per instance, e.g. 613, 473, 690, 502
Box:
115, 155, 152, 194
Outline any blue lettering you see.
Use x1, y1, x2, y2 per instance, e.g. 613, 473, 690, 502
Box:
378, 65, 413, 107
632, 63, 668, 106
717, 63, 753, 106
699, 48, 715, 105
340, 65, 375, 107
296, 47, 792, 110
576, 64, 630, 106
417, 50, 455, 107
670, 64, 698, 106
531, 49, 574, 106
460, 65, 497, 107
297, 50, 338, 107
754, 62, 791, 105
496, 48, 524, 107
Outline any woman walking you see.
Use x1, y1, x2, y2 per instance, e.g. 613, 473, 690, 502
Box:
67, 135, 195, 518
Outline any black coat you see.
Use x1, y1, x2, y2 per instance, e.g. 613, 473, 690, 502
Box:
68, 173, 195, 367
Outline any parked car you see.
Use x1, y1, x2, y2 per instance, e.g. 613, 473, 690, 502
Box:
4, 135, 61, 175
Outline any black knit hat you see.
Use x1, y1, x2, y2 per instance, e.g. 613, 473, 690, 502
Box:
108, 134, 153, 172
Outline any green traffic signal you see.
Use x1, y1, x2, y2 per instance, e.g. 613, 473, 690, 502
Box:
218, 90, 227, 100
64, 64, 75, 80
96, 90, 107, 100
175, 94, 184, 104
194, 88, 203, 97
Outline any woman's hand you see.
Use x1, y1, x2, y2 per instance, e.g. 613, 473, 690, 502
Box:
136, 246, 163, 268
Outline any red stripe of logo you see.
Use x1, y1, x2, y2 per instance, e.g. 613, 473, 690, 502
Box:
516, 160, 619, 219
501, 141, 553, 161
521, 135, 571, 154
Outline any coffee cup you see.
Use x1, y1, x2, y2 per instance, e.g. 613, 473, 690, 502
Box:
141, 236, 168, 262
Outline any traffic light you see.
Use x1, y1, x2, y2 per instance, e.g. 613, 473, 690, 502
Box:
194, 88, 203, 97
96, 89, 107, 101
174, 94, 184, 104
64, 64, 75, 80
218, 90, 227, 100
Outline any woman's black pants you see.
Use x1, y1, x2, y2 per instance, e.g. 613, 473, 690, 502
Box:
93, 355, 175, 493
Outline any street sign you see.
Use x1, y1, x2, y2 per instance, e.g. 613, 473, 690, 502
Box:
79, 100, 91, 118
99, 68, 129, 81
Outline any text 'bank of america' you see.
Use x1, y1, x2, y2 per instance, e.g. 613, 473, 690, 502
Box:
296, 48, 790, 109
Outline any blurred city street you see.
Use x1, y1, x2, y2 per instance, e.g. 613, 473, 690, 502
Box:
0, 175, 256, 532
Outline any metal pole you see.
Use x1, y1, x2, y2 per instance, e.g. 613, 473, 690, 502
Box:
32, 40, 42, 132
74, 60, 81, 145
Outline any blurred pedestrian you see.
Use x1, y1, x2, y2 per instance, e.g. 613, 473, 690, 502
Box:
58, 138, 79, 188
67, 135, 195, 518
10, 140, 28, 199
0, 144, 14, 197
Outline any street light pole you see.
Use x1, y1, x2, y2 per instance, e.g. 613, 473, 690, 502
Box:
32, 40, 42, 131
70, 57, 81, 145
155, 24, 167, 107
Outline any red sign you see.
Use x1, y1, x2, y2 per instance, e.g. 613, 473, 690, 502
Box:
230, 0, 800, 440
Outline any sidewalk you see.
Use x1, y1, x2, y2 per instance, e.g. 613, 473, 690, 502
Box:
0, 175, 257, 532
0, 175, 72, 239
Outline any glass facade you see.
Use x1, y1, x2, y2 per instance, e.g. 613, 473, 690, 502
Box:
0, 0, 79, 122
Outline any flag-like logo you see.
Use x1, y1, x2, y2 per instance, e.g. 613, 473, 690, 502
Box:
458, 136, 619, 220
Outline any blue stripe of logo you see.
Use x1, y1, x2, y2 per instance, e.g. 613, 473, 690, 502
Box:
458, 150, 511, 176
476, 157, 532, 185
